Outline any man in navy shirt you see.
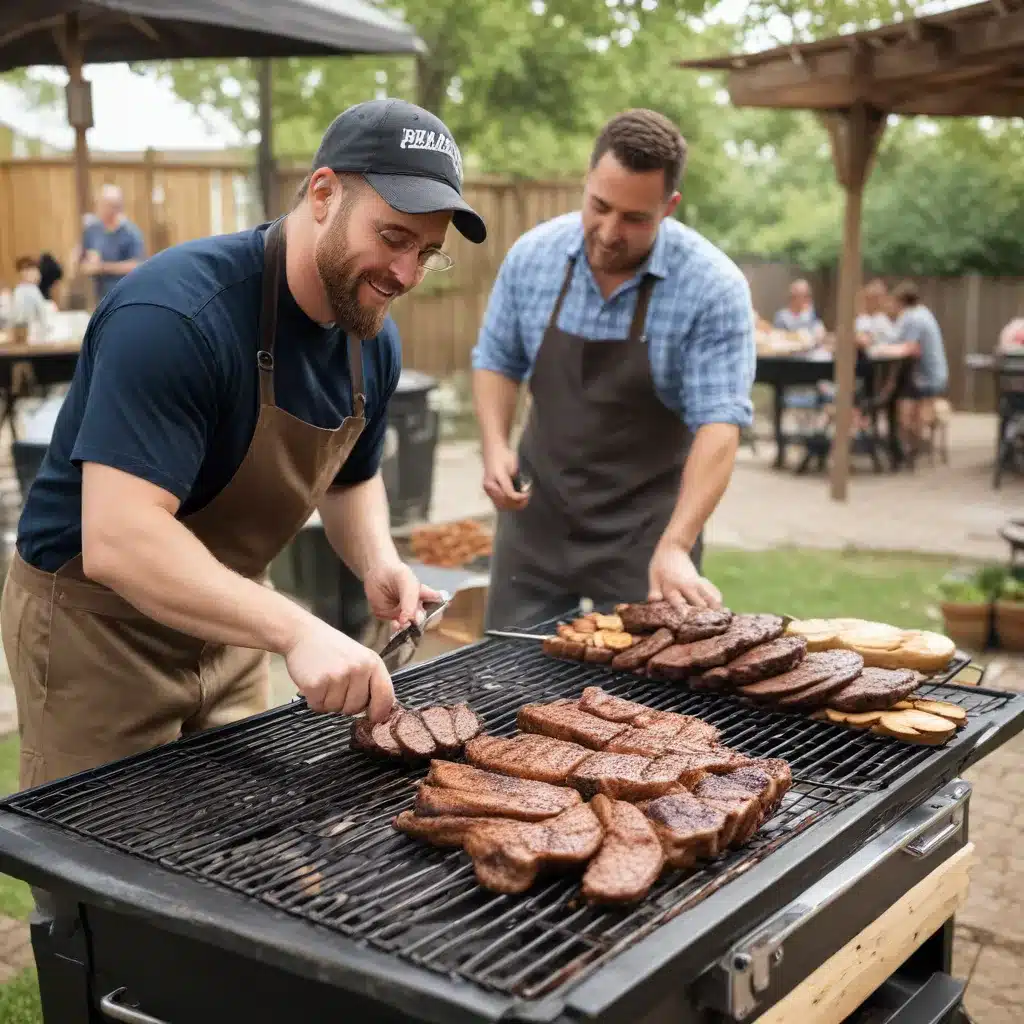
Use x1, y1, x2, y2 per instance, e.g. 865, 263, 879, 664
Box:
74, 185, 147, 304
1, 99, 486, 791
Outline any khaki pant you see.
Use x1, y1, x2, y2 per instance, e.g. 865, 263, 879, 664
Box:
1, 552, 270, 790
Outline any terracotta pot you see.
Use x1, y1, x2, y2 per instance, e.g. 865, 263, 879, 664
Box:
995, 599, 1024, 652
939, 601, 991, 651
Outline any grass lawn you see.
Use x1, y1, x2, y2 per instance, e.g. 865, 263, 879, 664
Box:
0, 546, 961, 1024
0, 732, 41, 1024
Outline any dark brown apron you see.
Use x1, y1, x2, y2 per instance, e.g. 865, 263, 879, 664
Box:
1, 217, 368, 789
486, 256, 697, 629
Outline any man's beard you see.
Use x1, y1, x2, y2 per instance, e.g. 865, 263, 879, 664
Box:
314, 220, 403, 339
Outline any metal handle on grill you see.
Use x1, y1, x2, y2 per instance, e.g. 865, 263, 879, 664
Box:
699, 779, 972, 1020
100, 989, 170, 1024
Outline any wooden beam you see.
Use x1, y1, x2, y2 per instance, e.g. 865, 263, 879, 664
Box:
821, 103, 887, 502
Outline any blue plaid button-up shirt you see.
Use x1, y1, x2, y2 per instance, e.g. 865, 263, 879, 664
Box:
471, 212, 756, 430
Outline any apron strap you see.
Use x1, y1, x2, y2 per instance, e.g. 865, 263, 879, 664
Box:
257, 218, 285, 407
547, 259, 577, 332
346, 334, 366, 418
628, 274, 657, 344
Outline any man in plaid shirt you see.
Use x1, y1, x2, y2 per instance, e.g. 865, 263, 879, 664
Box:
471, 109, 756, 630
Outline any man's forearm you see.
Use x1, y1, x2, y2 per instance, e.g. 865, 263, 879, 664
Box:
473, 369, 520, 451
103, 259, 141, 275
84, 506, 315, 655
319, 473, 400, 579
662, 423, 741, 550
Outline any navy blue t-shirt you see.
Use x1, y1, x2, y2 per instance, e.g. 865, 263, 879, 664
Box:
18, 223, 401, 573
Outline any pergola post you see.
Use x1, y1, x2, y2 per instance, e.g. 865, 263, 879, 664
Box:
820, 103, 887, 501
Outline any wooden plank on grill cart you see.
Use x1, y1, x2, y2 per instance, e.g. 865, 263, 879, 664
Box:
754, 842, 975, 1024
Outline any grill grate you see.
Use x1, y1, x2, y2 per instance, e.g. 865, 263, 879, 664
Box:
3, 638, 1010, 1000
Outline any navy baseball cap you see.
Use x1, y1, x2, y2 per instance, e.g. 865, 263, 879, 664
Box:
313, 99, 486, 244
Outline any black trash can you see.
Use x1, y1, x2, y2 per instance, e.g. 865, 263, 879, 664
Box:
382, 369, 439, 528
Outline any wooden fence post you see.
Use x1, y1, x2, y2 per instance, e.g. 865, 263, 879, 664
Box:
963, 272, 981, 412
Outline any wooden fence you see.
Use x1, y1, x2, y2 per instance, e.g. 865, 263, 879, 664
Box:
1, 152, 1019, 410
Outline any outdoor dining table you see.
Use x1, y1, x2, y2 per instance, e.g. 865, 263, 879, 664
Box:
755, 347, 914, 472
965, 351, 1024, 487
0, 339, 82, 441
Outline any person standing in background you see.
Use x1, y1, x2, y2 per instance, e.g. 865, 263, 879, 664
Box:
72, 184, 146, 304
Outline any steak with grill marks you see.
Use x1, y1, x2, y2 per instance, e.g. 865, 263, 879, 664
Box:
393, 810, 505, 848
828, 667, 919, 712
568, 752, 704, 801
632, 710, 722, 747
691, 777, 762, 847
647, 615, 786, 681
604, 732, 751, 772
610, 629, 676, 671
775, 654, 866, 709
465, 734, 592, 785
350, 708, 403, 758
578, 687, 649, 723
517, 701, 628, 749
462, 803, 604, 894
391, 710, 438, 760
424, 761, 581, 813
697, 636, 808, 689
739, 650, 862, 702
616, 601, 700, 633
673, 610, 735, 643
642, 791, 730, 867
582, 795, 665, 905
415, 784, 570, 822
420, 707, 460, 756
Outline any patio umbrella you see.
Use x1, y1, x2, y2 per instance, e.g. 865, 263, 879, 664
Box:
0, 1, 425, 225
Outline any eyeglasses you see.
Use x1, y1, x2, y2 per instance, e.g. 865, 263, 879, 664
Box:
376, 227, 454, 273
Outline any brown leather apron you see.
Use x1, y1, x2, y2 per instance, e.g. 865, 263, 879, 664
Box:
1, 218, 367, 789
486, 255, 697, 630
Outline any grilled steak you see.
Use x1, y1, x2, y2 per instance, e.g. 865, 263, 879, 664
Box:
739, 650, 862, 701
584, 646, 615, 664
642, 791, 730, 867
465, 734, 592, 785
649, 615, 786, 681
578, 687, 648, 723
393, 810, 505, 848
568, 752, 704, 801
350, 708, 403, 758
391, 710, 439, 760
699, 636, 808, 688
451, 704, 484, 744
463, 803, 604, 894
610, 629, 676, 671
542, 636, 587, 661
582, 795, 665, 905
828, 667, 919, 712
673, 609, 735, 643
616, 601, 699, 633
420, 707, 460, 756
775, 654, 866, 709
604, 730, 748, 772
415, 784, 571, 822
691, 776, 762, 847
424, 761, 581, 812
632, 709, 722, 747
517, 701, 628, 749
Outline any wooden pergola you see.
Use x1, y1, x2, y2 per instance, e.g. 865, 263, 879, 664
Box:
680, 0, 1024, 500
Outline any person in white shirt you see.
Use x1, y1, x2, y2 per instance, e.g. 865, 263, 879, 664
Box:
855, 278, 896, 349
10, 257, 50, 340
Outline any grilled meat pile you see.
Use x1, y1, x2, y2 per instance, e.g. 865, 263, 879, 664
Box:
351, 703, 483, 761
393, 687, 792, 904
544, 603, 924, 718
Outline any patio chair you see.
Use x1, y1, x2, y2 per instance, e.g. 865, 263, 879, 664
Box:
1000, 518, 1024, 568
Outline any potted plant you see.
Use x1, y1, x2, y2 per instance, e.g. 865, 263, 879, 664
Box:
995, 573, 1024, 652
936, 571, 991, 651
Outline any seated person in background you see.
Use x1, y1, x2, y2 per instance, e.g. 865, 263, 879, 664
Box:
998, 316, 1024, 353
10, 256, 51, 339
889, 281, 949, 450
37, 252, 64, 307
855, 278, 896, 348
773, 279, 825, 340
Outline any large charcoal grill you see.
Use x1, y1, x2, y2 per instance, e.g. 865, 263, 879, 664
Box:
0, 629, 1021, 1024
